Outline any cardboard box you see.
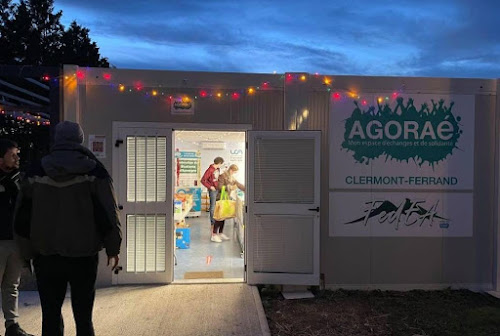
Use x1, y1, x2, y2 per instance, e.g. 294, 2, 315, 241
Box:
175, 228, 191, 249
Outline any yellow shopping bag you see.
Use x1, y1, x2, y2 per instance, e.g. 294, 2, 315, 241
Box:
213, 186, 236, 221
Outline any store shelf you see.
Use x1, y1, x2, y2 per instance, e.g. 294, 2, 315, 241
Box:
174, 201, 193, 222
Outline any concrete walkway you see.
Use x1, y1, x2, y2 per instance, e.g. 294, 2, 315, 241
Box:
17, 284, 271, 336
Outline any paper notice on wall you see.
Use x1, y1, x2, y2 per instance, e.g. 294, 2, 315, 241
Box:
88, 135, 106, 159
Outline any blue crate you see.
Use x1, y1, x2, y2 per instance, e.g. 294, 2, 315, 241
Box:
175, 228, 191, 249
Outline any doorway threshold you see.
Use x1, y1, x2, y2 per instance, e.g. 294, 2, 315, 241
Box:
173, 278, 245, 285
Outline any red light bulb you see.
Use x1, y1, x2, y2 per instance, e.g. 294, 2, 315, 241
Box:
76, 70, 85, 80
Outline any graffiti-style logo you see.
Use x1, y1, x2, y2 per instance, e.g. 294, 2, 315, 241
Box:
342, 97, 462, 167
345, 198, 449, 230
173, 100, 193, 109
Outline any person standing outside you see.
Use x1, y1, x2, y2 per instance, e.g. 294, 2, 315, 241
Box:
200, 157, 224, 240
0, 139, 34, 336
14, 121, 121, 336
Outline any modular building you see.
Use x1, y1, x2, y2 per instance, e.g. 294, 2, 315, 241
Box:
61, 65, 500, 291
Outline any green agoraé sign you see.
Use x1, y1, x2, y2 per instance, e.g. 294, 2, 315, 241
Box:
342, 97, 462, 166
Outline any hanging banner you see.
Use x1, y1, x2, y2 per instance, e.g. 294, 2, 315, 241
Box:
330, 94, 475, 190
330, 191, 472, 237
329, 93, 474, 237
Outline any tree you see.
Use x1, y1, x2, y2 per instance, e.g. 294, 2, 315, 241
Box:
0, 0, 15, 63
61, 21, 109, 67
0, 0, 108, 67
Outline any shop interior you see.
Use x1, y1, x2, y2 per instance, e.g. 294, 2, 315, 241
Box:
173, 130, 246, 282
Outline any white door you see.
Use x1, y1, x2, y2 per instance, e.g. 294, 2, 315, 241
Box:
113, 127, 174, 284
247, 131, 321, 285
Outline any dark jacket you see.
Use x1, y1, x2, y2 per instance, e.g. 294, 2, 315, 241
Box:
0, 170, 20, 240
14, 145, 122, 258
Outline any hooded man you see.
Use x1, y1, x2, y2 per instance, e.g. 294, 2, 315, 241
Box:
0, 139, 33, 336
14, 121, 122, 336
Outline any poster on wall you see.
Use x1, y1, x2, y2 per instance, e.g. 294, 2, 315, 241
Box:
175, 150, 201, 187
88, 135, 106, 159
330, 191, 473, 237
330, 94, 475, 190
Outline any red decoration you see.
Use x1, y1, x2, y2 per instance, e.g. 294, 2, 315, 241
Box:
134, 81, 143, 91
76, 70, 85, 80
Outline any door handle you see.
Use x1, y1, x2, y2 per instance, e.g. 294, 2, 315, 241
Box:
308, 207, 320, 212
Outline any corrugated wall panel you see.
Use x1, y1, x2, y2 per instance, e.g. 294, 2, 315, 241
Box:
230, 91, 284, 130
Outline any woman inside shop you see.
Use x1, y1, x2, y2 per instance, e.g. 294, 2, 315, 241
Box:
211, 164, 245, 243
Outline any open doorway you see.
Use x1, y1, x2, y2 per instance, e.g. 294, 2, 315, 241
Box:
173, 130, 246, 282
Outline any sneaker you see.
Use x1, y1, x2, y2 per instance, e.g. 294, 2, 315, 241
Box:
5, 323, 34, 336
219, 233, 230, 241
211, 234, 222, 243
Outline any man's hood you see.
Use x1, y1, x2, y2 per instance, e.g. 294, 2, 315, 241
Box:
41, 150, 96, 181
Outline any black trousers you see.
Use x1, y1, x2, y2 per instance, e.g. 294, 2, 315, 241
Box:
213, 220, 225, 234
34, 254, 98, 336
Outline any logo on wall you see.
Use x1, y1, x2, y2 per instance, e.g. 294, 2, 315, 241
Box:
342, 98, 462, 167
171, 95, 195, 115
345, 198, 449, 231
229, 148, 244, 162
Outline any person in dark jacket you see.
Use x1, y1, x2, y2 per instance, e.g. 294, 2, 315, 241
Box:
0, 139, 34, 336
14, 121, 122, 336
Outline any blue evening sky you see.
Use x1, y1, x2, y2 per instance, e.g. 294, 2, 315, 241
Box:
53, 0, 500, 78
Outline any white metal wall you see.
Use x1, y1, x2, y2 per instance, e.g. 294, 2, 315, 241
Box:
62, 65, 499, 290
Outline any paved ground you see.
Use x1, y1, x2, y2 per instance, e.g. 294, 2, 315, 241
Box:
16, 284, 270, 336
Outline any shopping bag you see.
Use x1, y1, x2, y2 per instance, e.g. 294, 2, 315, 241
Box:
213, 187, 236, 221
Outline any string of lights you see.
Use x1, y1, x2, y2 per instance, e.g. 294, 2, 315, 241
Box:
46, 70, 407, 105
